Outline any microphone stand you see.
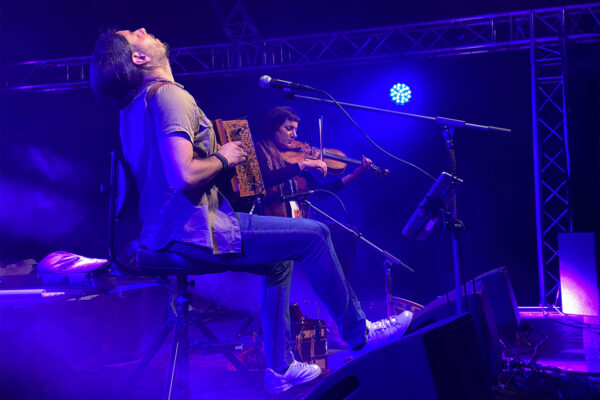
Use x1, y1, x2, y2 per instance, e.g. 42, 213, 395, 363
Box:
300, 197, 414, 319
283, 88, 511, 317
284, 91, 511, 134
442, 126, 468, 315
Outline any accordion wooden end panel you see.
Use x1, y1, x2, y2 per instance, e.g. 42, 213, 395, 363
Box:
213, 119, 264, 198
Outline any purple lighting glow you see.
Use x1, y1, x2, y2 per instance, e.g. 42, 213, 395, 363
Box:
559, 233, 599, 316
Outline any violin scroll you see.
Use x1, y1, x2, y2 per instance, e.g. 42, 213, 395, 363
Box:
371, 164, 390, 178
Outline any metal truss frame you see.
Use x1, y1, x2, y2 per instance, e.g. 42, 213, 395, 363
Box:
5, 3, 598, 92
4, 3, 600, 307
530, 10, 575, 308
209, 0, 260, 41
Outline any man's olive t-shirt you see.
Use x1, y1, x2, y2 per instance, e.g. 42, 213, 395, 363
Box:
119, 80, 241, 254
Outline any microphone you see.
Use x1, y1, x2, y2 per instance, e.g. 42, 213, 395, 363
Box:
259, 75, 316, 91
281, 190, 316, 202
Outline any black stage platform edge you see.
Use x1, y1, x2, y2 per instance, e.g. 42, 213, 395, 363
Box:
304, 313, 493, 400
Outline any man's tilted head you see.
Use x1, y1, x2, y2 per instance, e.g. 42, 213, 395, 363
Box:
90, 29, 144, 109
90, 28, 170, 109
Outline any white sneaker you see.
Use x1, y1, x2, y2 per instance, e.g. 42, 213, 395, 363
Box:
353, 311, 413, 355
264, 359, 322, 394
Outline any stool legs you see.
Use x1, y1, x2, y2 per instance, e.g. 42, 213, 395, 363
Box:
120, 274, 258, 399
162, 276, 191, 400
120, 275, 191, 400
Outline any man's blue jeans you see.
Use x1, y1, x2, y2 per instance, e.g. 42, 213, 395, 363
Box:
167, 213, 367, 371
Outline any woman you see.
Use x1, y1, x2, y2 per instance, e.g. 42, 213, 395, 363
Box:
255, 106, 372, 218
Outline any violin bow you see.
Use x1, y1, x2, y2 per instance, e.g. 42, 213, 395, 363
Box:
318, 115, 324, 162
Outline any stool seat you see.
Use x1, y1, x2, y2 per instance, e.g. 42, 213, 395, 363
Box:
117, 241, 226, 276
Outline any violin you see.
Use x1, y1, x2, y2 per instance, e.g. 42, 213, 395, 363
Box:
280, 140, 389, 178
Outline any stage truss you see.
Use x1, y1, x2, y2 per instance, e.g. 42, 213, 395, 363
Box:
4, 3, 600, 307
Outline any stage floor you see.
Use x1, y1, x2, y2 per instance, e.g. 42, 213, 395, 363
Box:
3, 305, 599, 400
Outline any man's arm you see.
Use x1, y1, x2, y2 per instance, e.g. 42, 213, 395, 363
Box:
159, 132, 247, 192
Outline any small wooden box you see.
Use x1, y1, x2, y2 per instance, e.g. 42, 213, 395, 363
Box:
292, 318, 328, 370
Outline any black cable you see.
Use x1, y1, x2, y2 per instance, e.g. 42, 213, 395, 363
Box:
508, 360, 600, 377
310, 188, 358, 234
498, 351, 600, 400
315, 88, 437, 182
526, 334, 548, 365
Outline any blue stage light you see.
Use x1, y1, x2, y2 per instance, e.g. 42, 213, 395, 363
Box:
390, 83, 412, 105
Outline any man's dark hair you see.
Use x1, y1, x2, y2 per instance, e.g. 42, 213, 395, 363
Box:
261, 106, 300, 140
90, 30, 144, 109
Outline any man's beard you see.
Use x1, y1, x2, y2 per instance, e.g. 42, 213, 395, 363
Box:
137, 40, 172, 73
152, 41, 171, 69
162, 41, 170, 60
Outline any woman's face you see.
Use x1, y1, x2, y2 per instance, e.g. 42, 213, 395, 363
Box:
273, 119, 299, 150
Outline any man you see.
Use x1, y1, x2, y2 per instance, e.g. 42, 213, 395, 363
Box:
91, 28, 412, 394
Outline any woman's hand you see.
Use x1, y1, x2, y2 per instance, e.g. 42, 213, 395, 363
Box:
341, 156, 372, 186
356, 156, 372, 174
299, 159, 328, 176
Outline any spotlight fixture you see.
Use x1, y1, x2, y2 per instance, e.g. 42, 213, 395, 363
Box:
390, 83, 412, 105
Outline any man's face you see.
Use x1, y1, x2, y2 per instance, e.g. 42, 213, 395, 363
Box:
117, 28, 169, 67
273, 119, 299, 150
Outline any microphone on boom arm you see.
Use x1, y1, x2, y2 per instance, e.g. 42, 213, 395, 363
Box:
259, 75, 317, 91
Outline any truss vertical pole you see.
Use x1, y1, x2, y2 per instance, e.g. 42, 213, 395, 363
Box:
530, 12, 546, 307
529, 9, 573, 308
559, 8, 573, 184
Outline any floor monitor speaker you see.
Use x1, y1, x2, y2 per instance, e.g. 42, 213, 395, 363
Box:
305, 313, 493, 400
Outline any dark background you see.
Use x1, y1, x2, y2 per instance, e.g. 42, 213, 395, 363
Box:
1, 0, 598, 307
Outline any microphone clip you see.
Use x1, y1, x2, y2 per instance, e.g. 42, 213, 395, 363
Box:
281, 190, 315, 202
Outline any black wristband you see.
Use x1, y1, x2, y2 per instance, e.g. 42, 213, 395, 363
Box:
211, 152, 229, 170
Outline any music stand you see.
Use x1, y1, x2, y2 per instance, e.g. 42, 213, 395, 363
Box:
402, 172, 465, 315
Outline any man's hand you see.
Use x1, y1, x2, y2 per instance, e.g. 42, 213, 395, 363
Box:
218, 141, 248, 168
